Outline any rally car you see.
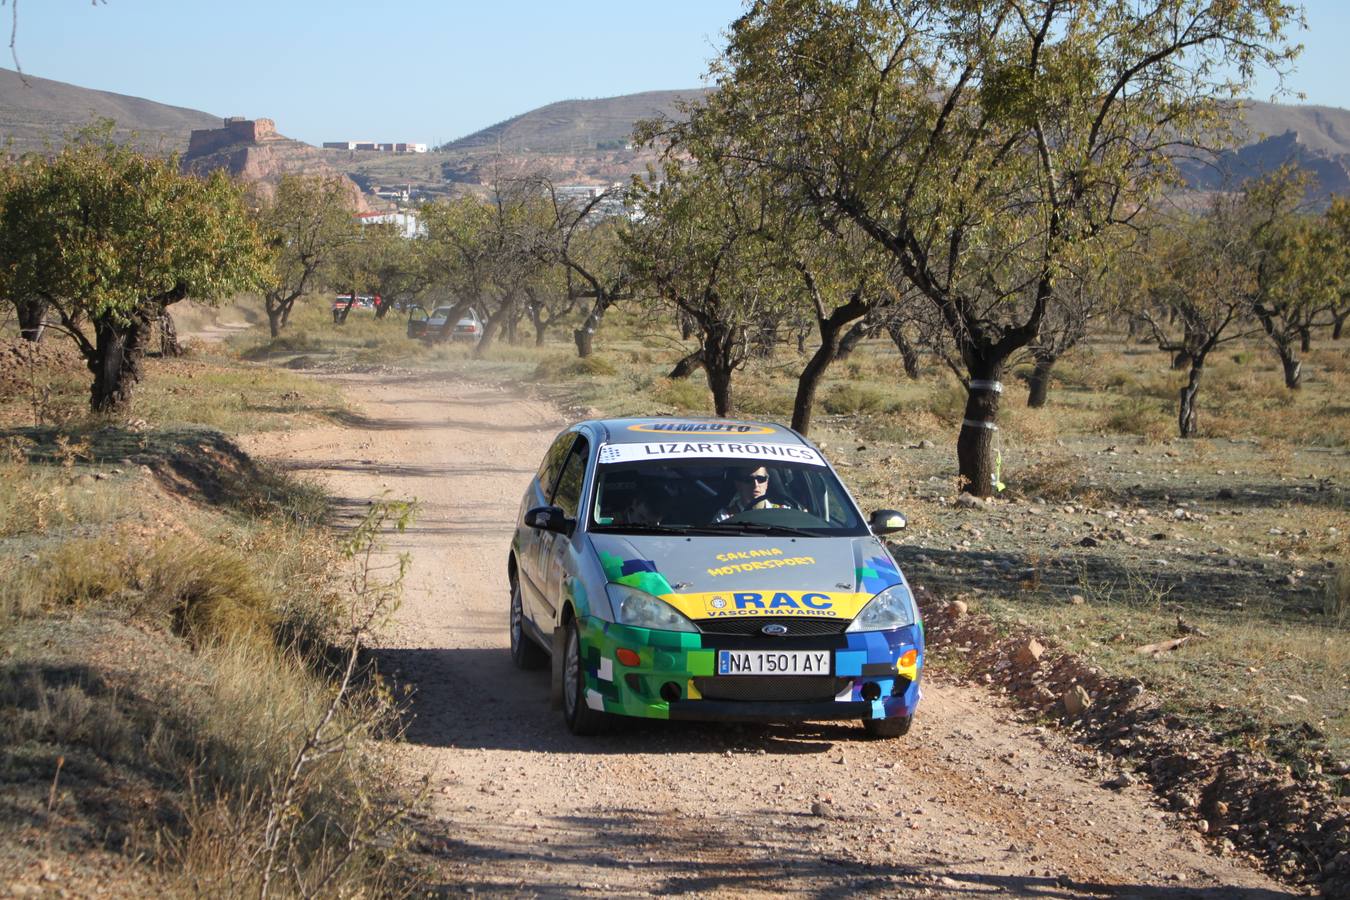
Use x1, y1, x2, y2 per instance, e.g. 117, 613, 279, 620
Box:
508, 417, 923, 738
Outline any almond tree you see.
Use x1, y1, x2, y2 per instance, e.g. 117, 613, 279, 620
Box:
540, 181, 631, 357
624, 155, 796, 417
253, 174, 359, 337
706, 0, 1298, 494
1134, 205, 1256, 437
1329, 197, 1350, 340
1239, 168, 1337, 389
0, 135, 265, 410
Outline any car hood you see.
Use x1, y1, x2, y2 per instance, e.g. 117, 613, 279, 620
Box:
589, 532, 906, 623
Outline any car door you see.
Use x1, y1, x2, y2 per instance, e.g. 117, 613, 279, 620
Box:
519, 431, 576, 626
536, 435, 590, 636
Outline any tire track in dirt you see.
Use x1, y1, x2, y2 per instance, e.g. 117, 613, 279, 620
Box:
243, 370, 1296, 898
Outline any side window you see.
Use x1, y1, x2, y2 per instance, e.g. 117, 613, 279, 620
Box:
536, 432, 575, 497
550, 437, 590, 519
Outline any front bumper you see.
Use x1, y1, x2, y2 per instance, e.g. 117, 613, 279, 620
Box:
574, 617, 923, 723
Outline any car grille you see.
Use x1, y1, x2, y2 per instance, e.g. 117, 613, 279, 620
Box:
693, 675, 848, 702
695, 616, 848, 637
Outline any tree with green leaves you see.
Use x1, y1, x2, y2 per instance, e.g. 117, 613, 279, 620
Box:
1236, 168, 1339, 389
704, 0, 1299, 494
253, 174, 360, 337
1133, 204, 1256, 438
1328, 197, 1350, 341
625, 154, 797, 417
0, 135, 265, 410
539, 181, 632, 357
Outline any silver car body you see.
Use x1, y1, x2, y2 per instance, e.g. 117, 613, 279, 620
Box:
509, 417, 924, 732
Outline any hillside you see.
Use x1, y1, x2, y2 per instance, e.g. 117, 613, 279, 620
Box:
1178, 100, 1350, 196
438, 88, 714, 154
0, 67, 221, 155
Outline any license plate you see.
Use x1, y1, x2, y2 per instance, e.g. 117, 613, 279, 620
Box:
717, 650, 830, 676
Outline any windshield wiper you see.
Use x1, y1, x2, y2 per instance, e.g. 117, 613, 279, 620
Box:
590, 523, 692, 535
694, 522, 819, 537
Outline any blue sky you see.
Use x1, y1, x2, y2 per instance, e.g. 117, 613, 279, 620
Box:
11, 1, 1347, 147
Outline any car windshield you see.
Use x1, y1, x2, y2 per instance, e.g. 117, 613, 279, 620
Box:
588, 455, 868, 536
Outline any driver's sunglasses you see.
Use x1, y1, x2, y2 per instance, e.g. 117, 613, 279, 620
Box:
738, 474, 769, 484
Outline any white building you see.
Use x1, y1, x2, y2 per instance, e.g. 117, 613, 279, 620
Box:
356, 211, 425, 238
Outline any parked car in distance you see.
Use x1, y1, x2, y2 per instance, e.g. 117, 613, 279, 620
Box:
332, 294, 378, 323
509, 417, 922, 738
406, 305, 483, 342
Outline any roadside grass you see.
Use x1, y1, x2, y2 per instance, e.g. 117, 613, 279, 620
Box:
0, 332, 417, 892
0, 341, 345, 437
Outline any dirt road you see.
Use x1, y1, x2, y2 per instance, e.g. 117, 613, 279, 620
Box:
243, 371, 1297, 898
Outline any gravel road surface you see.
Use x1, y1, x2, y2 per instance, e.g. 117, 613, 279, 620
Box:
242, 370, 1296, 898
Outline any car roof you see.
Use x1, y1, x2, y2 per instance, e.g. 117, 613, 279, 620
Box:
582, 417, 807, 446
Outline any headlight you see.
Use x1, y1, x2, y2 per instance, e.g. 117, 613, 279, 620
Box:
846, 583, 918, 632
607, 583, 697, 633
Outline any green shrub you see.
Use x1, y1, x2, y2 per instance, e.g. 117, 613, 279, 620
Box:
651, 377, 710, 412
533, 354, 618, 379
822, 383, 887, 415
1099, 396, 1171, 440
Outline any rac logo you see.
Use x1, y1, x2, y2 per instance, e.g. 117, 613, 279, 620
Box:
733, 591, 832, 611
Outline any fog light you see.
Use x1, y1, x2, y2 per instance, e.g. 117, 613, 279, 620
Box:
899, 649, 918, 669
616, 648, 641, 667
861, 682, 882, 701
659, 681, 681, 702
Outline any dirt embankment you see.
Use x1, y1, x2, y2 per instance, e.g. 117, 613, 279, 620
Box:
234, 367, 1332, 897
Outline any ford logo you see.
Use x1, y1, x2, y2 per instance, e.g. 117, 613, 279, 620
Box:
761, 623, 789, 636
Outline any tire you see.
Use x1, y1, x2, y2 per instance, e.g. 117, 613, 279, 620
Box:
509, 579, 549, 670
561, 616, 607, 735
862, 715, 912, 739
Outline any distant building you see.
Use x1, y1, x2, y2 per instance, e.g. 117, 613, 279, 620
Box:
323, 140, 427, 153
552, 183, 630, 219
188, 117, 280, 156
357, 210, 424, 238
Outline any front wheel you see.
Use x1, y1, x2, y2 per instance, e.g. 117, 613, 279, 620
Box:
509, 579, 548, 670
562, 617, 607, 735
862, 715, 912, 739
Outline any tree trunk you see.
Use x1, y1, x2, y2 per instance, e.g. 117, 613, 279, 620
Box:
679, 313, 695, 341
1278, 345, 1303, 389
669, 350, 704, 379
531, 307, 548, 346
955, 362, 1004, 497
16, 297, 48, 342
266, 301, 284, 338
791, 316, 850, 435
89, 308, 152, 412
474, 311, 502, 359
573, 294, 611, 358
1025, 353, 1056, 408
374, 296, 391, 319
1178, 361, 1204, 438
702, 323, 738, 417
1171, 349, 1192, 370
1299, 327, 1311, 353
159, 308, 182, 357
834, 321, 873, 362
886, 323, 920, 379
1333, 310, 1347, 340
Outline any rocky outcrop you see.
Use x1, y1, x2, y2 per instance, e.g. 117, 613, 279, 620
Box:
182, 117, 374, 211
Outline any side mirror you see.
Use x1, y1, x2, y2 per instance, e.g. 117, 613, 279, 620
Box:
525, 505, 573, 535
869, 509, 907, 535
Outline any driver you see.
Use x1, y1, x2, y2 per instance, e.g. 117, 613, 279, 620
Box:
713, 465, 790, 522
